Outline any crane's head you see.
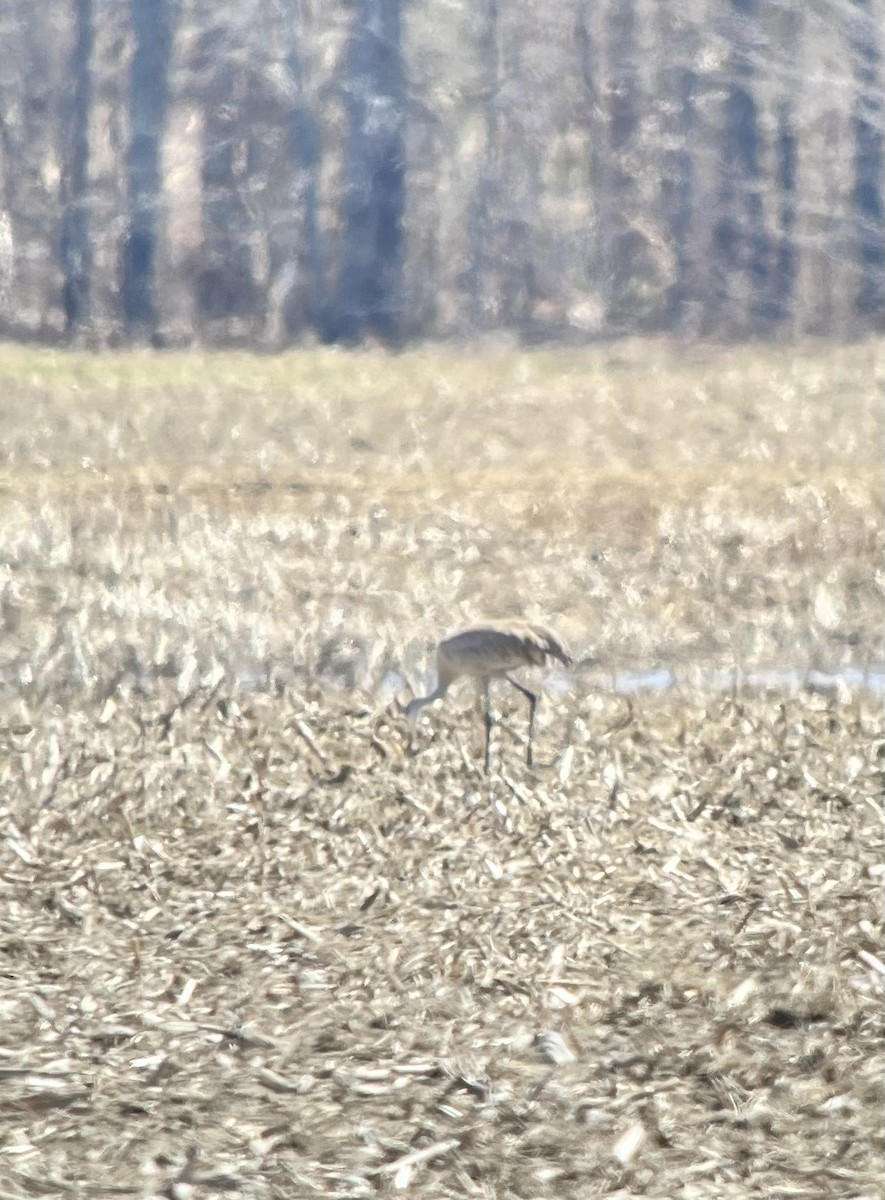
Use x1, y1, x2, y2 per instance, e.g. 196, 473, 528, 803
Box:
403, 695, 425, 727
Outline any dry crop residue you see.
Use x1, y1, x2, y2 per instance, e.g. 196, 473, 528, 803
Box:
1, 684, 882, 1198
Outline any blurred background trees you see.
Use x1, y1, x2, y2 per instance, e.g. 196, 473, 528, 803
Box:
0, 0, 881, 346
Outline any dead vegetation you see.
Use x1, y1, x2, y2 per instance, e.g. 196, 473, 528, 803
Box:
0, 340, 882, 1197
1, 685, 882, 1198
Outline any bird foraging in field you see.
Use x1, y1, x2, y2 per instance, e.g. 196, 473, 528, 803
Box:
405, 619, 572, 772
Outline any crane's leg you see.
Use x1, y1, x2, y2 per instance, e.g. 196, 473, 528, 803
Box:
505, 676, 538, 767
482, 679, 495, 774
477, 677, 505, 775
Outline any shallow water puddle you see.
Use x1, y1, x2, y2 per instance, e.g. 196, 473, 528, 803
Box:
383, 663, 885, 702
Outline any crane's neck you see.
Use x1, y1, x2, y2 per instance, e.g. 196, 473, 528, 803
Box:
405, 678, 448, 726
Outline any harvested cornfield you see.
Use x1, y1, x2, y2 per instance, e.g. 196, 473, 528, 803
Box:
1, 685, 883, 1198
0, 340, 882, 1198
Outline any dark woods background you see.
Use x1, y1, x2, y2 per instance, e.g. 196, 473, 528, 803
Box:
0, 0, 882, 348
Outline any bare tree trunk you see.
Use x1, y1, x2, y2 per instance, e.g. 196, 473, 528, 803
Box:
655, 1, 698, 331
791, 6, 855, 336
770, 94, 797, 328
281, 0, 326, 340
709, 0, 772, 333
197, 60, 257, 339
574, 0, 607, 331
122, 0, 172, 339
336, 0, 406, 342
603, 0, 644, 329
848, 0, 885, 323
466, 0, 499, 331
161, 101, 202, 344
59, 0, 93, 339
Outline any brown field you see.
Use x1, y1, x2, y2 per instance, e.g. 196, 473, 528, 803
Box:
0, 340, 882, 1198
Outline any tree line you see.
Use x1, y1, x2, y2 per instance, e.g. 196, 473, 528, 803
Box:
0, 0, 882, 347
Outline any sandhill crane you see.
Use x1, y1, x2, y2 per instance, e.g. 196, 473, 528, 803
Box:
405, 619, 572, 772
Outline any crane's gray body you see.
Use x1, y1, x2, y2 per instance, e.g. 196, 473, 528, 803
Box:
405, 619, 572, 771
435, 621, 571, 688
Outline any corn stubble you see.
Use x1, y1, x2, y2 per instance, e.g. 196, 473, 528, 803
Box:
0, 340, 882, 1196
